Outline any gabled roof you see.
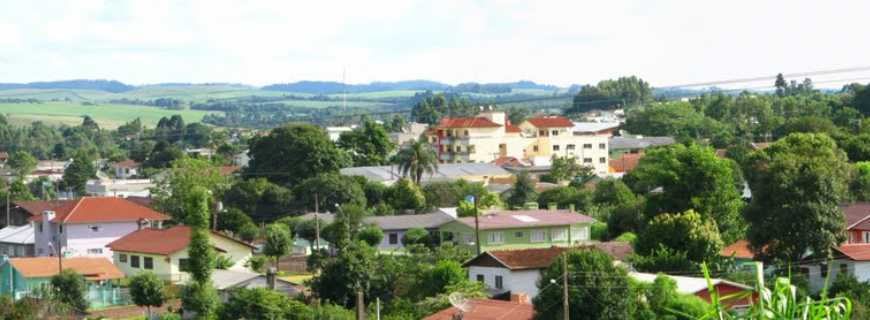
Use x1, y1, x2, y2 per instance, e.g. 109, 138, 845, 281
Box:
438, 117, 501, 129
505, 123, 522, 133
9, 257, 124, 281
14, 200, 74, 217
572, 122, 620, 133
28, 197, 169, 224
463, 243, 634, 270
629, 272, 752, 296
424, 299, 534, 320
609, 136, 676, 150
720, 240, 755, 259
0, 224, 34, 245
609, 152, 643, 173
106, 225, 255, 256
842, 202, 870, 230
524, 116, 574, 128
833, 244, 870, 261
454, 210, 594, 230
110, 159, 140, 169
365, 212, 455, 231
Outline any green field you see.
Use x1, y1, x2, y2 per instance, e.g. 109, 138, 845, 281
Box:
0, 102, 221, 128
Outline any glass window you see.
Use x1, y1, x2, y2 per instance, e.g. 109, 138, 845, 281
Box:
552, 228, 568, 241
389, 233, 398, 245
90, 225, 100, 232
583, 158, 592, 163
533, 146, 539, 152
552, 145, 560, 151
179, 258, 190, 272
841, 263, 849, 274
599, 143, 606, 149
120, 254, 127, 263
531, 230, 547, 242
58, 225, 63, 234
464, 233, 473, 244
514, 231, 524, 238
87, 248, 103, 254
551, 130, 559, 136
599, 157, 607, 164
864, 232, 870, 243
37, 224, 42, 232
495, 275, 504, 289
131, 255, 140, 268
488, 232, 504, 244
583, 144, 592, 149
567, 144, 575, 150
476, 274, 484, 282
144, 257, 153, 270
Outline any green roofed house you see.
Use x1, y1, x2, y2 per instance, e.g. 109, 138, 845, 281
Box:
439, 210, 594, 251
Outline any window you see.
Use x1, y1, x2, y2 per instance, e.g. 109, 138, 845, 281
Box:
58, 225, 63, 234
572, 226, 589, 241
583, 158, 592, 163
464, 233, 473, 244
495, 275, 504, 289
539, 130, 546, 136
552, 145, 560, 151
179, 258, 190, 272
864, 231, 870, 243
514, 231, 524, 238
37, 224, 43, 233
599, 157, 607, 164
90, 225, 100, 232
131, 255, 140, 268
821, 264, 828, 278
476, 274, 484, 282
120, 254, 128, 263
567, 144, 575, 150
464, 130, 469, 136
531, 230, 546, 242
87, 248, 103, 255
583, 143, 592, 149
552, 228, 568, 241
468, 145, 476, 154
488, 232, 504, 244
841, 263, 850, 274
599, 143, 606, 149
551, 130, 559, 136
533, 146, 539, 152
144, 257, 153, 270
389, 233, 398, 245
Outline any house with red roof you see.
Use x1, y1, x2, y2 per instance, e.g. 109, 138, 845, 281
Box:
424, 296, 534, 320
0, 256, 126, 308
423, 109, 610, 175
30, 197, 169, 260
107, 225, 255, 283
109, 159, 140, 179
438, 209, 595, 251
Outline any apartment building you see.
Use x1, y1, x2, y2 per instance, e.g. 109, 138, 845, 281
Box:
425, 110, 610, 174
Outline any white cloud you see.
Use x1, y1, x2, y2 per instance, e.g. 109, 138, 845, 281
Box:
1, 0, 869, 87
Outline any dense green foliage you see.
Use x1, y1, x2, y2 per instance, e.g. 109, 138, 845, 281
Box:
181, 186, 219, 319
246, 124, 350, 186
49, 269, 88, 311
337, 120, 396, 166
129, 272, 166, 319
635, 210, 724, 271
506, 171, 537, 208
568, 76, 652, 114
395, 140, 438, 185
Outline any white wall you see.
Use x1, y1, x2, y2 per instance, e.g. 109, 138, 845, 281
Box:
379, 230, 406, 250
64, 222, 141, 259
468, 266, 544, 299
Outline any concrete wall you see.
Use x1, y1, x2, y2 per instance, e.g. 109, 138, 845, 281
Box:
439, 221, 591, 251
64, 222, 141, 259
468, 266, 543, 298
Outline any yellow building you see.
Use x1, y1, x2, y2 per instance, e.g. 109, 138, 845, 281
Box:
426, 111, 610, 175
106, 225, 255, 283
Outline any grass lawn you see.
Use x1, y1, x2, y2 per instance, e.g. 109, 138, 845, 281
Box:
280, 273, 314, 284
0, 102, 221, 128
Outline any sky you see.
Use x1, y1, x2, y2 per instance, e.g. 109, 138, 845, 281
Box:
2, 0, 870, 88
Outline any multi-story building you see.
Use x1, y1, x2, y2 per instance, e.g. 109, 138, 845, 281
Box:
425, 110, 610, 175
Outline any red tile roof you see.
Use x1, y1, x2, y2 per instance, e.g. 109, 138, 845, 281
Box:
424, 299, 534, 320
438, 117, 501, 128
464, 243, 634, 270
609, 152, 643, 173
834, 244, 870, 261
505, 123, 521, 133
110, 159, 140, 169
720, 240, 755, 259
107, 225, 255, 256
492, 156, 526, 167
9, 257, 124, 281
14, 200, 74, 217
219, 165, 241, 176
29, 197, 169, 224
455, 210, 594, 230
842, 203, 870, 230
524, 116, 574, 128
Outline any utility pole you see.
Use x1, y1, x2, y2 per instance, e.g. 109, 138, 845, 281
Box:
314, 194, 320, 250
473, 197, 481, 256
562, 253, 569, 320
356, 285, 366, 320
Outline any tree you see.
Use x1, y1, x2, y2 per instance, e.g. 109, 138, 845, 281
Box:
181, 186, 219, 318
129, 272, 165, 320
623, 143, 744, 243
623, 101, 731, 143
310, 240, 377, 310
144, 141, 184, 169
635, 210, 724, 268
401, 228, 430, 247
744, 133, 850, 262
357, 225, 384, 247
292, 174, 366, 212
50, 269, 88, 311
387, 178, 426, 213
419, 260, 466, 298
246, 124, 350, 186
263, 223, 292, 270
536, 186, 591, 211
592, 178, 636, 208
183, 123, 212, 148
215, 207, 254, 235
61, 150, 96, 197
219, 288, 315, 320
546, 156, 584, 183
386, 114, 407, 133
774, 73, 788, 97
533, 249, 634, 320
506, 171, 537, 208
223, 178, 295, 222
842, 133, 870, 162
395, 140, 438, 185
852, 162, 870, 201
7, 151, 36, 178
151, 157, 225, 224
337, 120, 396, 166
422, 180, 498, 209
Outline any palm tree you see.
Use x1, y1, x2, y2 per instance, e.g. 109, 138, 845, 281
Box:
396, 139, 438, 184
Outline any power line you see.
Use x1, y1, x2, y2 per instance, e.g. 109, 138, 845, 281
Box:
658, 66, 870, 89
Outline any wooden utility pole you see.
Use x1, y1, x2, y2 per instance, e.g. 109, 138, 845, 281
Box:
356, 286, 366, 320
562, 253, 569, 320
473, 197, 481, 255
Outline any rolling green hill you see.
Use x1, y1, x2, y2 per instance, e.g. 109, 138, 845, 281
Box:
0, 102, 220, 128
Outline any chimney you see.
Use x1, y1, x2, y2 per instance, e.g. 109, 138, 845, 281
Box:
266, 267, 277, 289
510, 292, 529, 304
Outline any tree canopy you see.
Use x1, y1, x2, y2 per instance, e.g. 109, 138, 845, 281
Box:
246, 124, 350, 186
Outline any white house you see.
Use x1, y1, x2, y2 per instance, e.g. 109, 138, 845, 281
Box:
462, 244, 633, 299
109, 160, 140, 179
31, 197, 169, 259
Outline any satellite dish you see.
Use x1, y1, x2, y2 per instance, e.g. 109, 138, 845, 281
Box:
448, 292, 471, 313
